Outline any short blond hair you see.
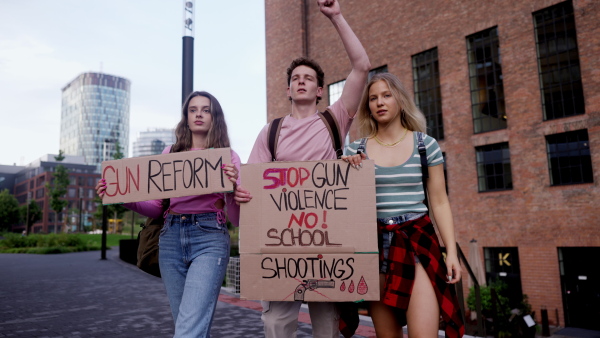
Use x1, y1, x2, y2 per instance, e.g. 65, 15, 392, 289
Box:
356, 73, 426, 138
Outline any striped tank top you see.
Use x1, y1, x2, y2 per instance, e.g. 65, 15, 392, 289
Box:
345, 132, 443, 218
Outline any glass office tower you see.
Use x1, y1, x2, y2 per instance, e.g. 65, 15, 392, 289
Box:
132, 128, 176, 157
60, 72, 131, 171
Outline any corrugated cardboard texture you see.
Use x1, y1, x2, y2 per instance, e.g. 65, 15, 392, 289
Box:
101, 148, 233, 205
241, 253, 379, 301
239, 160, 379, 301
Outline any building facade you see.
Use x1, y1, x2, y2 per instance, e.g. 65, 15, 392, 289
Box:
265, 0, 599, 330
60, 72, 131, 171
131, 128, 176, 157
5, 154, 100, 234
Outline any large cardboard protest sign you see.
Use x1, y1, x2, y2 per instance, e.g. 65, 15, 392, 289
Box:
101, 148, 233, 204
240, 160, 379, 302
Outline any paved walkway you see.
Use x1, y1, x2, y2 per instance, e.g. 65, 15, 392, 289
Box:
0, 249, 377, 338
1, 249, 595, 338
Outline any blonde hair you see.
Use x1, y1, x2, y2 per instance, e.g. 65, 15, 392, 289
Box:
173, 91, 231, 152
356, 73, 426, 138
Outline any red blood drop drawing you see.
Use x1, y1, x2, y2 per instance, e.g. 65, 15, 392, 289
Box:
340, 281, 346, 291
357, 276, 368, 295
317, 254, 323, 259
348, 280, 355, 293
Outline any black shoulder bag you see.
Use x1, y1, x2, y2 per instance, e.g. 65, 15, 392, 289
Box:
136, 146, 174, 277
136, 199, 169, 277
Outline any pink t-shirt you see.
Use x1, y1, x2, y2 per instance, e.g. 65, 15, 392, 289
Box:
248, 100, 353, 163
124, 147, 241, 226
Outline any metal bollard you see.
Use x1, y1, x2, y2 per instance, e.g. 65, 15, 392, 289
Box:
541, 306, 550, 336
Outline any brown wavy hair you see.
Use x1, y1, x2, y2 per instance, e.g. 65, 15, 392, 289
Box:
172, 91, 231, 152
356, 73, 426, 138
286, 57, 325, 103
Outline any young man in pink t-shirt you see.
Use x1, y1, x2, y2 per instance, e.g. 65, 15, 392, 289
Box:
235, 1, 370, 337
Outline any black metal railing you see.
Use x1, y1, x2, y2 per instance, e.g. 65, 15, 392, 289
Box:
456, 243, 485, 336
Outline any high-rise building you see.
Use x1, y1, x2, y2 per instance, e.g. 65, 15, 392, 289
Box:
265, 0, 599, 331
132, 128, 176, 157
60, 72, 131, 170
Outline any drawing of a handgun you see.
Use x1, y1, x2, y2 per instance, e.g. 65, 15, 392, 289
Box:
294, 279, 335, 301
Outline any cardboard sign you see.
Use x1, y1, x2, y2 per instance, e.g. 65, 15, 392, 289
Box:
101, 148, 233, 204
241, 253, 379, 302
240, 160, 379, 301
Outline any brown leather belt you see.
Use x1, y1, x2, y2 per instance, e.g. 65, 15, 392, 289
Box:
168, 210, 181, 215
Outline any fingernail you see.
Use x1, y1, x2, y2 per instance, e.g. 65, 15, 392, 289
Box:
359, 163, 363, 168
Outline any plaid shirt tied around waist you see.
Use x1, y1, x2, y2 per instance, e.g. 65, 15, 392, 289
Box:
378, 214, 465, 338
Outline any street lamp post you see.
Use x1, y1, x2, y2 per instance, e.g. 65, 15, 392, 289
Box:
78, 187, 83, 233
100, 139, 113, 260
25, 191, 32, 235
182, 0, 195, 104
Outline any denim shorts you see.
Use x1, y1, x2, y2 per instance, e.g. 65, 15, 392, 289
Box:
378, 212, 425, 274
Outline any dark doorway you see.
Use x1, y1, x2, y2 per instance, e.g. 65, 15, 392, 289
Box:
484, 247, 523, 309
559, 247, 600, 330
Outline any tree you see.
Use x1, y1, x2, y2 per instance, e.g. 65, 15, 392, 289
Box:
113, 140, 124, 160
46, 150, 70, 233
20, 199, 42, 235
0, 189, 20, 231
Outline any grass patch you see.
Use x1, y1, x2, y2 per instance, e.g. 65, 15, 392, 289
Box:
76, 233, 134, 248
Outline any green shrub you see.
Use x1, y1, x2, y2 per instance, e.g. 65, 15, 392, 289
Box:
467, 279, 511, 317
0, 233, 38, 249
467, 279, 534, 337
0, 233, 101, 254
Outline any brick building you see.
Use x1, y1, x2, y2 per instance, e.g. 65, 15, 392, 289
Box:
4, 154, 101, 234
264, 0, 599, 330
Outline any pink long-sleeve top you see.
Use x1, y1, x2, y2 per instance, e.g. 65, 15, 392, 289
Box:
123, 146, 241, 226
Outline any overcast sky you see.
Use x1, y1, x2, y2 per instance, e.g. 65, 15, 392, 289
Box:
0, 0, 266, 166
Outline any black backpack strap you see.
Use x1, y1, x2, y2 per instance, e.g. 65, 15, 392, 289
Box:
357, 138, 367, 154
318, 109, 343, 159
267, 117, 284, 161
417, 132, 429, 210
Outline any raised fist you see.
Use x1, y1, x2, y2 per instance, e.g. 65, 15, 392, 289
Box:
317, 0, 341, 19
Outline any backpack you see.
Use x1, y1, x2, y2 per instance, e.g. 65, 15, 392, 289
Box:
267, 108, 344, 160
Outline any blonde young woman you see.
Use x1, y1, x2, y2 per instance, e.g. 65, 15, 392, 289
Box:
342, 73, 464, 338
97, 91, 240, 338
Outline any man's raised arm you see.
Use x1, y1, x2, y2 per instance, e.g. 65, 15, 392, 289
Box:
319, 0, 371, 116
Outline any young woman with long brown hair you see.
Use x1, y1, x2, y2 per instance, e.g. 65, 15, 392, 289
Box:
97, 91, 240, 337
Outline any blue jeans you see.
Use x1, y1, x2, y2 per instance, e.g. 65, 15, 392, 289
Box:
159, 213, 230, 338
